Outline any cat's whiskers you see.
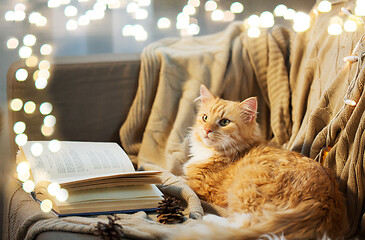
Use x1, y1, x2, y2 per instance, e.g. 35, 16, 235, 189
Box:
215, 135, 241, 159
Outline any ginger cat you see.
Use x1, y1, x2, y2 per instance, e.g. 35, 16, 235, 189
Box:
181, 85, 349, 239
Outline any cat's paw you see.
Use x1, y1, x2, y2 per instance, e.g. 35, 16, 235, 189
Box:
203, 214, 230, 227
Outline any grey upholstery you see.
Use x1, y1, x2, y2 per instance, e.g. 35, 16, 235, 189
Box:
6, 53, 140, 240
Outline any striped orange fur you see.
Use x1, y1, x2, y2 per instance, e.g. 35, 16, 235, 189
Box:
182, 85, 349, 239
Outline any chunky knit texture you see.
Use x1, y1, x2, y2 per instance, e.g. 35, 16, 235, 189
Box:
6, 1, 365, 238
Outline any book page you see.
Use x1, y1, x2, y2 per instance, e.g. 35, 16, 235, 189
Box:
20, 141, 135, 184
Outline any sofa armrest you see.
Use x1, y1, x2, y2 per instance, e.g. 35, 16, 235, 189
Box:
7, 53, 140, 158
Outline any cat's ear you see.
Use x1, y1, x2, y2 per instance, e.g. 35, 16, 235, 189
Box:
200, 85, 215, 103
239, 97, 257, 122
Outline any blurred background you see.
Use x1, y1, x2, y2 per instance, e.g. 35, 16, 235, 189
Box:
0, 0, 316, 236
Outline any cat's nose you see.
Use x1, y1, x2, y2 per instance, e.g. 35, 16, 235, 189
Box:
204, 127, 212, 134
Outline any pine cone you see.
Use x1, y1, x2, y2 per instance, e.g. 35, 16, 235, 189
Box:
95, 215, 124, 240
157, 196, 185, 224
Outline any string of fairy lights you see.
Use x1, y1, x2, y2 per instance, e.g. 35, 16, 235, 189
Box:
6, 0, 365, 213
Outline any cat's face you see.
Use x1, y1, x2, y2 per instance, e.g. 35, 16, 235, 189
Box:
192, 85, 259, 153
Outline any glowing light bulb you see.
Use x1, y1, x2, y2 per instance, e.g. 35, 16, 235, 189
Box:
39, 60, 51, 70
40, 102, 53, 115
78, 15, 90, 26
15, 133, 28, 146
177, 11, 189, 21
274, 4, 287, 17
223, 11, 235, 22
211, 9, 224, 21
66, 19, 78, 30
7, 38, 19, 49
19, 46, 32, 59
48, 0, 61, 8
23, 34, 36, 46
260, 11, 274, 28
56, 188, 69, 202
248, 27, 261, 38
40, 199, 53, 212
14, 11, 26, 21
230, 2, 244, 14
344, 19, 357, 32
18, 171, 30, 182
10, 98, 23, 111
15, 68, 28, 81
187, 23, 200, 35
48, 140, 61, 152
48, 182, 61, 196
293, 12, 310, 32
126, 2, 138, 13
90, 10, 105, 20
355, 0, 365, 16
33, 70, 40, 80
157, 17, 171, 29
132, 24, 144, 34
23, 180, 35, 193
29, 12, 42, 24
318, 1, 332, 13
328, 23, 342, 35
284, 8, 296, 20
176, 12, 189, 29
41, 125, 54, 136
38, 70, 50, 80
134, 29, 148, 41
183, 5, 196, 15
35, 78, 48, 89
36, 16, 47, 26
40, 44, 53, 55
26, 56, 39, 67
31, 143, 44, 157
122, 24, 133, 36
5, 11, 15, 21
24, 101, 36, 114
44, 115, 56, 127
64, 5, 78, 17
15, 3, 26, 11
16, 161, 29, 174
188, 0, 200, 7
135, 8, 148, 19
205, 0, 217, 11
14, 121, 26, 134
328, 17, 343, 35
94, 2, 106, 11
247, 14, 260, 27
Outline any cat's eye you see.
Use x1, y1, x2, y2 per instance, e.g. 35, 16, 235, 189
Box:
202, 114, 208, 122
219, 119, 230, 126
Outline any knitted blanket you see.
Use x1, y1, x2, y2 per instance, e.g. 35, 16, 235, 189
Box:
6, 0, 365, 239
120, 0, 364, 237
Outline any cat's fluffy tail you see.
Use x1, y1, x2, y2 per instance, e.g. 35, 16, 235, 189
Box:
168, 199, 349, 240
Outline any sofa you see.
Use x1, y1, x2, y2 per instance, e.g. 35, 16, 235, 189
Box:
5, 0, 365, 239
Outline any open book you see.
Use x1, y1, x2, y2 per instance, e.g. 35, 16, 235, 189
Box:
17, 141, 163, 216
